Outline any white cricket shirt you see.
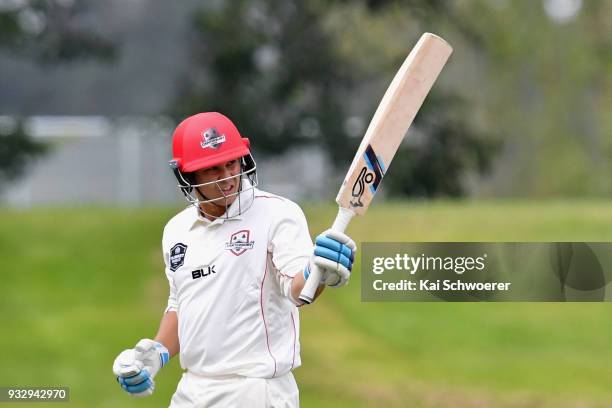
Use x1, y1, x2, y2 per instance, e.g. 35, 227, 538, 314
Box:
162, 185, 312, 378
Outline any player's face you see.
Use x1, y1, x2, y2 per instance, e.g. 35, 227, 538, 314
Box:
193, 159, 242, 207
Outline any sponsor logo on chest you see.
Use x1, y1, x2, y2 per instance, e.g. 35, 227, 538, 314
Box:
225, 229, 255, 256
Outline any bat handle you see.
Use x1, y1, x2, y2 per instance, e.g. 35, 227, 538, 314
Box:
298, 207, 355, 304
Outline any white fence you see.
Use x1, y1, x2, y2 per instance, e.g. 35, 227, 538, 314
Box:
1, 116, 334, 207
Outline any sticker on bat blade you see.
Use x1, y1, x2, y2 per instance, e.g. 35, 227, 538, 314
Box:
350, 145, 386, 208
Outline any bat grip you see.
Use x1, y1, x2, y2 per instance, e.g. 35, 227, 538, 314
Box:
298, 207, 355, 304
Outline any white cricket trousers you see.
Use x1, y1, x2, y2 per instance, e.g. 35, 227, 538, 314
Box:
169, 371, 299, 408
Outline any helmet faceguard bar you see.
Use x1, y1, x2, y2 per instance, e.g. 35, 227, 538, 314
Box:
170, 154, 258, 219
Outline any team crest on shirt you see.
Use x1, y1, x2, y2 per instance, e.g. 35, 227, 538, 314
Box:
225, 230, 255, 256
169, 243, 188, 271
200, 127, 226, 149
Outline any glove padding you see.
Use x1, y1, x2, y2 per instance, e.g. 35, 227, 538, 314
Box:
307, 230, 356, 287
113, 339, 169, 397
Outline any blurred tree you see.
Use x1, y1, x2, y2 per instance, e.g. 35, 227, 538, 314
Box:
325, 0, 612, 197
442, 0, 612, 197
0, 0, 115, 63
172, 0, 497, 197
322, 0, 498, 197
386, 93, 497, 197
0, 0, 116, 190
172, 0, 353, 163
0, 119, 47, 185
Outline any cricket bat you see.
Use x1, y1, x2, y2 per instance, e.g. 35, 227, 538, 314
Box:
299, 32, 453, 303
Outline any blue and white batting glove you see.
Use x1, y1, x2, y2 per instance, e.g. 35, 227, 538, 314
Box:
305, 229, 356, 287
112, 339, 169, 397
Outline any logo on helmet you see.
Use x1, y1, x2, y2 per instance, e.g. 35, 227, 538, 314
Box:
200, 127, 226, 149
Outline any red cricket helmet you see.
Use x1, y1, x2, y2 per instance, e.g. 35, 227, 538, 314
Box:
170, 112, 251, 172
169, 112, 258, 219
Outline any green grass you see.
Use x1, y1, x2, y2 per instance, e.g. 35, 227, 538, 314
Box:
2, 201, 612, 407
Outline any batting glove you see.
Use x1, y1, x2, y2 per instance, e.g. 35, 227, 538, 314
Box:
112, 339, 169, 397
305, 229, 356, 287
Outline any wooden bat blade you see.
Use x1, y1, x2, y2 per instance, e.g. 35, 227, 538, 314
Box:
299, 33, 452, 304
336, 33, 453, 215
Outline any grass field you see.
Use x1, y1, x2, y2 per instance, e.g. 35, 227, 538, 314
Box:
2, 200, 612, 407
